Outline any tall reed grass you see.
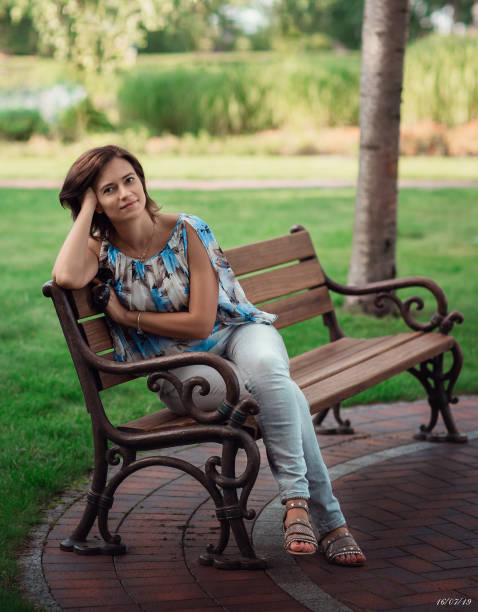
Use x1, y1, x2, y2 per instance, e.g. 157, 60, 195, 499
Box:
119, 65, 281, 135
403, 34, 478, 127
118, 35, 477, 136
118, 54, 360, 135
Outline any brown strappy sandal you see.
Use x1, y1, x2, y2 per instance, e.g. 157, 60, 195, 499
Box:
283, 499, 318, 556
320, 529, 365, 566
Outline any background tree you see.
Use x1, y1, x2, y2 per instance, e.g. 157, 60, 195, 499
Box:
0, 0, 227, 74
273, 0, 364, 48
345, 0, 409, 315
271, 0, 476, 50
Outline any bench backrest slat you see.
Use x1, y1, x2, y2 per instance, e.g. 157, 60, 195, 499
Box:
71, 288, 97, 319
225, 231, 316, 276
68, 227, 334, 390
239, 259, 325, 304
97, 352, 135, 389
81, 317, 113, 353
265, 286, 333, 329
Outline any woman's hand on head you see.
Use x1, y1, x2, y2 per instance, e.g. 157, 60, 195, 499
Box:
52, 187, 100, 289
82, 187, 98, 212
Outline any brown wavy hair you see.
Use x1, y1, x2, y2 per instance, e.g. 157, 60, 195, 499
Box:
59, 145, 160, 240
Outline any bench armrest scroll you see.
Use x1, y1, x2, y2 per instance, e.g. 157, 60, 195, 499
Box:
325, 274, 463, 333
87, 345, 245, 425
43, 280, 245, 425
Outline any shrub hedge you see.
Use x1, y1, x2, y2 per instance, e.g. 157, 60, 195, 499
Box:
0, 109, 48, 141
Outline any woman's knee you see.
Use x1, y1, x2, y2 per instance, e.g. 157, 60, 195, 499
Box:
242, 347, 289, 382
159, 363, 248, 415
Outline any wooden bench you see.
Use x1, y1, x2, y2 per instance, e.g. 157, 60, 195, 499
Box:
43, 224, 465, 569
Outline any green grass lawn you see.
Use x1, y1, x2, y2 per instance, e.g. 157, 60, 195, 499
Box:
1, 186, 477, 610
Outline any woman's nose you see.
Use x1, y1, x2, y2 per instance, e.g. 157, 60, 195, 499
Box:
118, 184, 130, 198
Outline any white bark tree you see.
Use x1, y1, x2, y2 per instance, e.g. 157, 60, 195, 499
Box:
346, 0, 409, 315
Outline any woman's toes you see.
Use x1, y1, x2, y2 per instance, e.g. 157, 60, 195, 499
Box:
290, 540, 314, 553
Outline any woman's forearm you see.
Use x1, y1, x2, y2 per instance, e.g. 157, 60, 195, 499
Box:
52, 196, 98, 288
121, 309, 216, 340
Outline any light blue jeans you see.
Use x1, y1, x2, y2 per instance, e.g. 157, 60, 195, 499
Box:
159, 323, 345, 535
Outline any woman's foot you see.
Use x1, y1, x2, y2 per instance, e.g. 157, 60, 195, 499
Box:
320, 525, 366, 566
283, 499, 318, 555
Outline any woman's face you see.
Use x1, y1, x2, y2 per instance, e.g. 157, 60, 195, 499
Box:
94, 156, 146, 224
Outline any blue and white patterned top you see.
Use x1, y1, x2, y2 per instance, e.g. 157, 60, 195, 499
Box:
99, 214, 277, 361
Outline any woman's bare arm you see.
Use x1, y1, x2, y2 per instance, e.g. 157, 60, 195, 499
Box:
104, 223, 219, 340
52, 188, 100, 289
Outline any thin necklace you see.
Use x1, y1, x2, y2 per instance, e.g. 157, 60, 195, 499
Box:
115, 220, 156, 263
138, 220, 156, 263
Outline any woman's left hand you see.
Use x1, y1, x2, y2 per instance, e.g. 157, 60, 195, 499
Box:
93, 280, 128, 324
104, 285, 128, 324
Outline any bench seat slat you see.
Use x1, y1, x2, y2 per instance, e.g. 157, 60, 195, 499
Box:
299, 333, 455, 414
225, 231, 316, 276
118, 408, 259, 438
264, 286, 334, 328
119, 409, 196, 432
239, 259, 326, 304
290, 333, 424, 388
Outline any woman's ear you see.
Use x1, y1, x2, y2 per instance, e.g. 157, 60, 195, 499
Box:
95, 202, 104, 214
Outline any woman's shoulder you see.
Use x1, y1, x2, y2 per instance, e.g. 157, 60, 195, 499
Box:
158, 212, 181, 232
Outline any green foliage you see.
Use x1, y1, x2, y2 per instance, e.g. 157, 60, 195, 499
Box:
409, 0, 477, 40
56, 98, 113, 142
0, 13, 37, 54
403, 34, 478, 126
274, 0, 364, 49
119, 65, 281, 136
287, 60, 359, 125
0, 109, 48, 141
1, 0, 216, 74
118, 53, 360, 136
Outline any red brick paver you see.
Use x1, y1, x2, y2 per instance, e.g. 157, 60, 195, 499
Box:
29, 397, 478, 611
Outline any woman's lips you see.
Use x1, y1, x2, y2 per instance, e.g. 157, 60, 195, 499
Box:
121, 200, 137, 209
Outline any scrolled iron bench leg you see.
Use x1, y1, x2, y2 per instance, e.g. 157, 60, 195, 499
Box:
199, 438, 266, 570
59, 434, 126, 555
313, 404, 355, 435
409, 344, 467, 443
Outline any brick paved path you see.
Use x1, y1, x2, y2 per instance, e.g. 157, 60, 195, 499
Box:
22, 397, 478, 611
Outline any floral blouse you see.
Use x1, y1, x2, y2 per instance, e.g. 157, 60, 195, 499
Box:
99, 214, 277, 361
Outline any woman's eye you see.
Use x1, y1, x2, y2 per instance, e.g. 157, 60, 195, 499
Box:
104, 186, 113, 194
126, 176, 134, 183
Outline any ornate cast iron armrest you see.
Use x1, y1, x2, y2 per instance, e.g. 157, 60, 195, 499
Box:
84, 342, 245, 426
325, 274, 463, 334
43, 280, 243, 426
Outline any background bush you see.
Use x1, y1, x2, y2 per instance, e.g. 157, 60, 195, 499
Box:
118, 64, 281, 136
118, 53, 360, 136
56, 98, 113, 142
0, 109, 48, 141
403, 34, 478, 127
1, 34, 477, 143
118, 36, 478, 137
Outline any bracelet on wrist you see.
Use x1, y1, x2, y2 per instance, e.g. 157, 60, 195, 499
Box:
136, 311, 144, 336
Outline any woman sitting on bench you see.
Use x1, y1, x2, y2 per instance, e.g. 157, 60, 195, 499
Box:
52, 145, 365, 566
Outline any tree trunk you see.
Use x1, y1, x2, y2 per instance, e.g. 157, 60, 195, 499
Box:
345, 0, 409, 315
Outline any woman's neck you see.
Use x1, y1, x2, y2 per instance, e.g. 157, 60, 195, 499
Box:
111, 212, 157, 256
